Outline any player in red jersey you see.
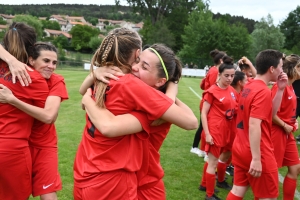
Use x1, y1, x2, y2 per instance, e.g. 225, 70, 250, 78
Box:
191, 49, 227, 157
73, 30, 198, 200
271, 54, 300, 200
80, 44, 193, 200
199, 56, 238, 200
227, 49, 288, 200
0, 42, 68, 200
0, 22, 49, 200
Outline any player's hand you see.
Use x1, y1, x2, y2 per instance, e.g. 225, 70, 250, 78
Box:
0, 84, 14, 103
276, 72, 288, 90
295, 121, 298, 131
81, 88, 93, 110
248, 159, 262, 177
283, 123, 293, 134
205, 134, 214, 145
94, 66, 124, 84
8, 59, 33, 86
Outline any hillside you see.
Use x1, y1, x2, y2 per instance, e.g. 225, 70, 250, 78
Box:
0, 4, 144, 24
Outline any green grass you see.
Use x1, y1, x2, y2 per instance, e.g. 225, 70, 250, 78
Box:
29, 70, 300, 200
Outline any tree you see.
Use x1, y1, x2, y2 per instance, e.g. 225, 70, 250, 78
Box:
116, 0, 200, 25
41, 20, 61, 30
139, 18, 175, 48
179, 1, 251, 65
251, 14, 285, 59
0, 17, 6, 25
280, 6, 300, 54
89, 36, 103, 51
53, 35, 69, 49
13, 15, 43, 39
69, 25, 100, 51
179, 1, 215, 62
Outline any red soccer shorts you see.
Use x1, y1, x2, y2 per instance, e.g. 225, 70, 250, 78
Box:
138, 179, 165, 200
233, 165, 278, 198
271, 126, 300, 168
30, 147, 62, 197
0, 148, 32, 200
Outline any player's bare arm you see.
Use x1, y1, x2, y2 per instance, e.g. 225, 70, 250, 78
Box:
0, 44, 32, 86
272, 72, 288, 116
248, 117, 262, 177
0, 84, 61, 124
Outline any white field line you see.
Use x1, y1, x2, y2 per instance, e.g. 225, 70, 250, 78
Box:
278, 173, 300, 199
189, 86, 300, 199
189, 87, 201, 100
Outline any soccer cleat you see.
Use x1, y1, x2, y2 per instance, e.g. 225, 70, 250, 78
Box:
198, 150, 207, 158
190, 147, 201, 155
217, 180, 232, 190
198, 185, 219, 193
225, 165, 234, 176
205, 194, 221, 200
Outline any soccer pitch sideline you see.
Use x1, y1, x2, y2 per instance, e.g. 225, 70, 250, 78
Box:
27, 69, 299, 200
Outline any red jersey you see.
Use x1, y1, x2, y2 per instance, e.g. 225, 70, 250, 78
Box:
200, 66, 218, 90
0, 61, 48, 150
29, 73, 69, 148
271, 84, 297, 127
202, 84, 238, 147
137, 122, 172, 189
232, 79, 277, 172
74, 74, 173, 188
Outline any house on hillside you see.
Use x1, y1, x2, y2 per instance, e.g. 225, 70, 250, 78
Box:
95, 18, 144, 32
44, 28, 72, 41
49, 15, 92, 32
0, 14, 14, 24
0, 24, 8, 32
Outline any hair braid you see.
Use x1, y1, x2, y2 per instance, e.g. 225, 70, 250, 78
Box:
90, 27, 142, 108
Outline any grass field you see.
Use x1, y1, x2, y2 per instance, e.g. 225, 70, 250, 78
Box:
29, 69, 300, 200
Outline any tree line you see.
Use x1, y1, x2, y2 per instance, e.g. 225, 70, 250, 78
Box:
1, 1, 299, 67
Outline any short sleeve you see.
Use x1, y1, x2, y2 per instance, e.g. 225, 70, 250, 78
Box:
129, 111, 151, 140
121, 75, 173, 121
203, 91, 214, 105
48, 74, 69, 102
250, 89, 271, 121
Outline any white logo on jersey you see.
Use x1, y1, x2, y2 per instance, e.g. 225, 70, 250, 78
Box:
219, 97, 225, 102
231, 92, 236, 100
288, 96, 293, 100
43, 183, 54, 189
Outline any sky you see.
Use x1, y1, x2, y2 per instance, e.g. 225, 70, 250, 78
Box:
2, 0, 299, 25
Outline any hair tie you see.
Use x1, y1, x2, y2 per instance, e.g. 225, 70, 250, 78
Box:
148, 48, 169, 81
12, 28, 17, 31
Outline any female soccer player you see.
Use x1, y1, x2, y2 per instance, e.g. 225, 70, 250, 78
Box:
73, 29, 197, 200
80, 43, 193, 199
191, 49, 227, 158
0, 22, 49, 200
0, 42, 68, 200
271, 54, 300, 200
199, 56, 238, 200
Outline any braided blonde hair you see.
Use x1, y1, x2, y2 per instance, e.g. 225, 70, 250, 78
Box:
90, 28, 142, 107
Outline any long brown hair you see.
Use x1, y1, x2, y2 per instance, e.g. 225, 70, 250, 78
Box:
91, 28, 142, 107
3, 22, 36, 64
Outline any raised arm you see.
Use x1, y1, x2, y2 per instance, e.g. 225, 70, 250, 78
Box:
0, 45, 32, 86
79, 66, 124, 95
82, 89, 143, 137
0, 84, 62, 124
272, 72, 288, 116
